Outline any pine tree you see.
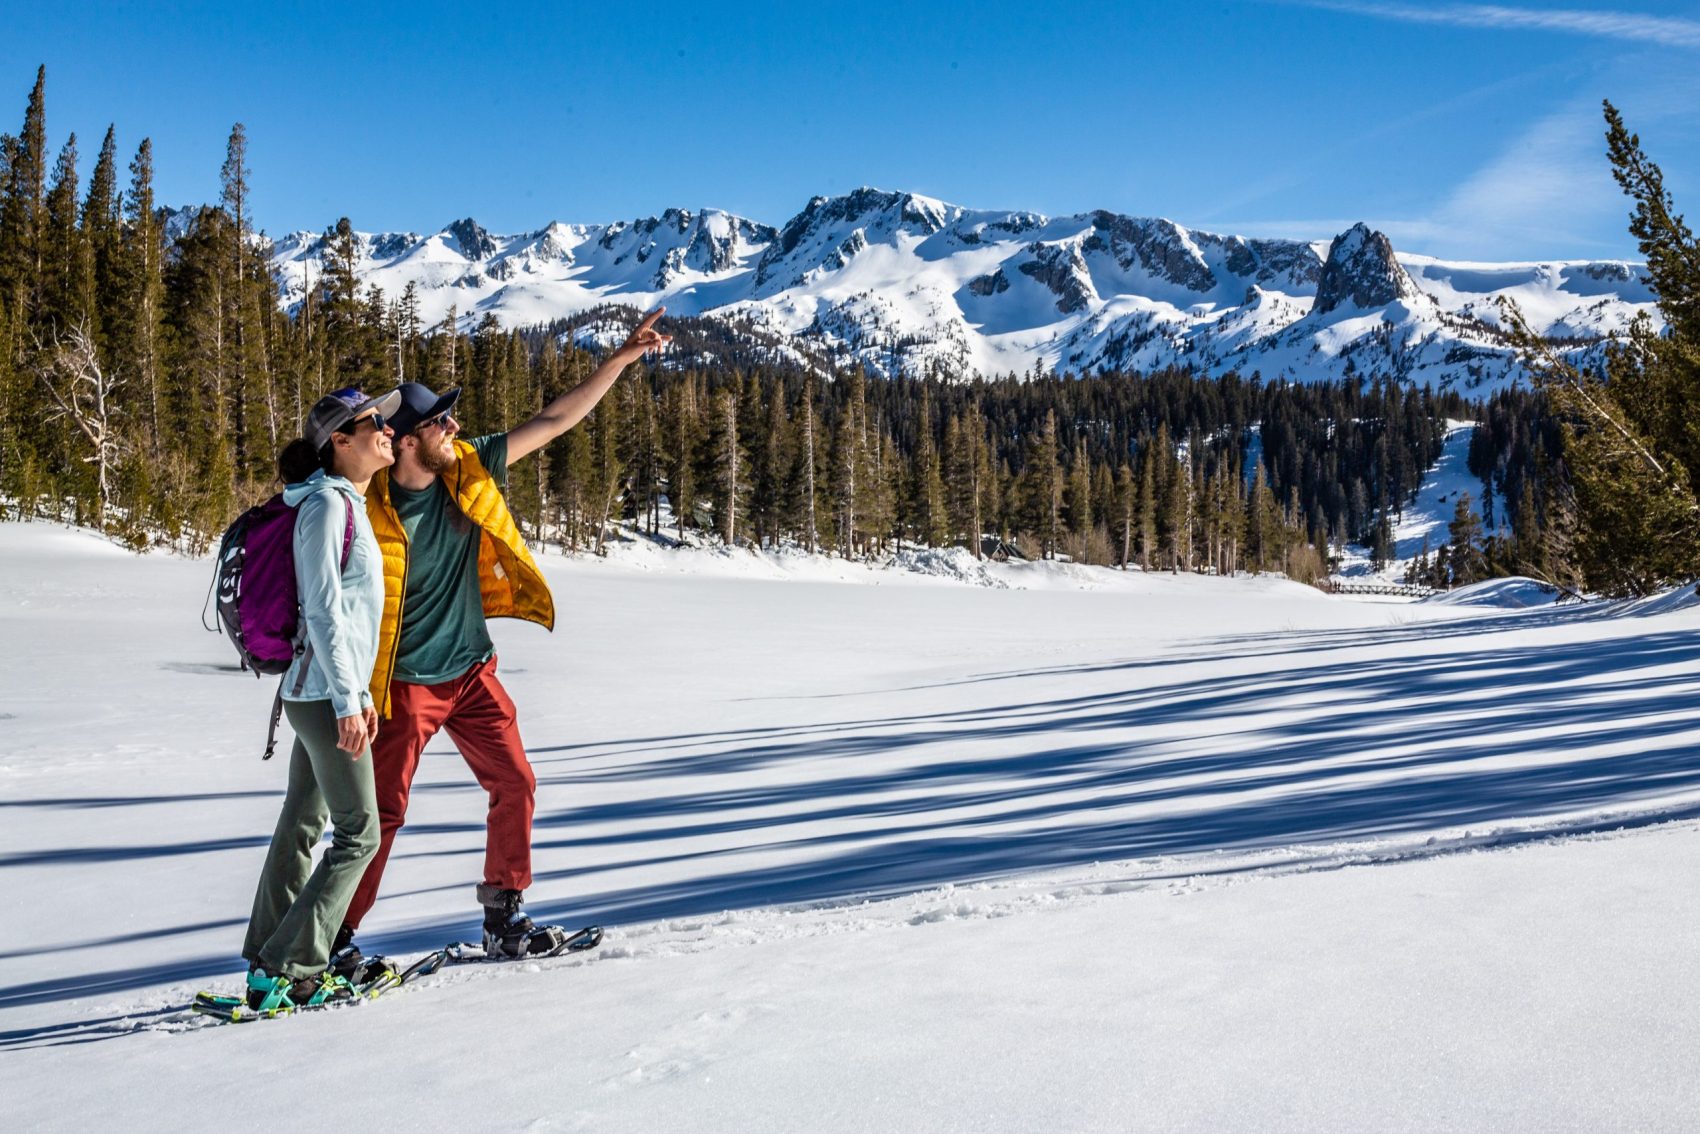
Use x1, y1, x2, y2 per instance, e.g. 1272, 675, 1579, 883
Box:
665, 373, 701, 541
1504, 103, 1700, 594
320, 217, 376, 381
395, 280, 422, 381
0, 67, 47, 319
710, 385, 741, 546
753, 381, 792, 547
79, 127, 120, 355
1159, 430, 1190, 570
1448, 493, 1485, 585
871, 419, 901, 554
40, 132, 84, 334
798, 376, 820, 553
161, 207, 239, 528
1136, 446, 1156, 568
830, 391, 858, 556
119, 138, 163, 452
1606, 101, 1700, 340
1066, 438, 1092, 541
1023, 408, 1062, 558
589, 397, 623, 554
944, 407, 987, 557
219, 122, 274, 475
908, 386, 947, 546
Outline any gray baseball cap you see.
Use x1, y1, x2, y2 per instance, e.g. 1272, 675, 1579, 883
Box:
304, 386, 403, 450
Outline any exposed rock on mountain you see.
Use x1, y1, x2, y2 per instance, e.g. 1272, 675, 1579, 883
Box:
446, 217, 497, 262
1018, 241, 1097, 314
1313, 223, 1422, 314
1084, 212, 1218, 294
265, 189, 1659, 393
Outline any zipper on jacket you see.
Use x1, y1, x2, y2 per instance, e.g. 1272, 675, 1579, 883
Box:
376, 475, 409, 720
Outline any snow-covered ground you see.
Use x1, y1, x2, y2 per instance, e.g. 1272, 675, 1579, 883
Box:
4, 521, 1699, 1131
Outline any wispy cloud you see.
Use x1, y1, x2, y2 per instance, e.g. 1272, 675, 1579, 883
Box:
1292, 1, 1700, 49
1429, 102, 1624, 257
1194, 62, 1565, 222
1222, 102, 1630, 259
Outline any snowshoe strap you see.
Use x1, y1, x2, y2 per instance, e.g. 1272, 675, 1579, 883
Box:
526, 924, 568, 954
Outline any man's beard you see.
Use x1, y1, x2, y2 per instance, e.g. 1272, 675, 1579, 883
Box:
415, 436, 455, 474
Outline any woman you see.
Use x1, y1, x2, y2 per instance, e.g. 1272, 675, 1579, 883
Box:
240, 386, 400, 1011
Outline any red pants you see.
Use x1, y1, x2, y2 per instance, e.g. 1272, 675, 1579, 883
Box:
342, 655, 535, 930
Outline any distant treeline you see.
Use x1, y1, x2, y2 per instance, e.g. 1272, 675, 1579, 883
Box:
495, 354, 1467, 586
1, 65, 1494, 587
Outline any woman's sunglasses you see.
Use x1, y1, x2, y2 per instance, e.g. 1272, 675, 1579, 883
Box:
339, 411, 387, 435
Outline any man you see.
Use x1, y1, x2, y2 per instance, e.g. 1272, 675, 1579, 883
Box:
332, 308, 669, 973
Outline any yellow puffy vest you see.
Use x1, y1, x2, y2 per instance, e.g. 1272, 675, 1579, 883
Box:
365, 439, 555, 716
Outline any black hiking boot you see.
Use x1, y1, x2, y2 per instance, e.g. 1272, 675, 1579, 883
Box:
287, 970, 358, 1006
328, 924, 397, 989
477, 885, 568, 958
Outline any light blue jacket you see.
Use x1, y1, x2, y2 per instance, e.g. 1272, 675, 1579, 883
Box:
281, 472, 384, 719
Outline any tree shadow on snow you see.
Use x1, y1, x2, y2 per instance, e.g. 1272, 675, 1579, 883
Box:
4, 619, 1699, 1032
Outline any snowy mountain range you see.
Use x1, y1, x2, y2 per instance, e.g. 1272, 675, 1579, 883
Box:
266, 189, 1660, 391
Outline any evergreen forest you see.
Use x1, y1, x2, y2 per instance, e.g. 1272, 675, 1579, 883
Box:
2, 67, 1695, 598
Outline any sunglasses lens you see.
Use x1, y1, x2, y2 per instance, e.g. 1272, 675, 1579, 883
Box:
340, 411, 386, 435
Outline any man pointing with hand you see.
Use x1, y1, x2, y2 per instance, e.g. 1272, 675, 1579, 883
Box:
332, 308, 670, 976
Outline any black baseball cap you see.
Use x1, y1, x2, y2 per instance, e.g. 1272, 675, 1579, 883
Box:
388, 382, 463, 438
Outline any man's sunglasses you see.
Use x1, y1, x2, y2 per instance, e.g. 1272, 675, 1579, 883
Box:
418, 410, 455, 432
339, 411, 387, 435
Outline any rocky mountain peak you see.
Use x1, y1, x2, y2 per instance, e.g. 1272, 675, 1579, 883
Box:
1084, 212, 1217, 293
446, 217, 497, 261
264, 197, 1650, 395
1312, 223, 1419, 315
766, 189, 947, 264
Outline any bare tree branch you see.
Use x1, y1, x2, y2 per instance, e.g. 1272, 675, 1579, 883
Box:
1496, 296, 1670, 478
31, 318, 125, 528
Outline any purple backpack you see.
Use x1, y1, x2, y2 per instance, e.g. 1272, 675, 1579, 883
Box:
208, 493, 352, 757
213, 494, 354, 674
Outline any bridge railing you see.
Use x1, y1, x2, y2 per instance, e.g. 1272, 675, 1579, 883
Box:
1321, 579, 1442, 598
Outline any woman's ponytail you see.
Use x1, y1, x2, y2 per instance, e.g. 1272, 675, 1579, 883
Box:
277, 437, 335, 484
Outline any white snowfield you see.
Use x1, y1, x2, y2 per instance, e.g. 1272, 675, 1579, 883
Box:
3, 521, 1699, 1132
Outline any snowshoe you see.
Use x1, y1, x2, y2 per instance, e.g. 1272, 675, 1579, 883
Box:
444, 924, 603, 965
329, 927, 399, 992
198, 967, 358, 1021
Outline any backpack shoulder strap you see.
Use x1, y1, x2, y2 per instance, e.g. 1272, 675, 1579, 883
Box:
341, 494, 354, 570
267, 495, 353, 760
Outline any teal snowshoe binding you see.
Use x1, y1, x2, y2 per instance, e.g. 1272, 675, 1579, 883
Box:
245, 967, 357, 1013
245, 968, 296, 1013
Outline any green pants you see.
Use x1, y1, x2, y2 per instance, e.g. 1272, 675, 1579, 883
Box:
242, 698, 379, 979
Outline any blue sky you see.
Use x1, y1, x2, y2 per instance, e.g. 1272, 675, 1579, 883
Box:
4, 1, 1699, 260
